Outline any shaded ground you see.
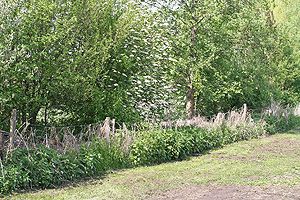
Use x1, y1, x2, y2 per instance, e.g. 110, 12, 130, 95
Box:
9, 131, 300, 200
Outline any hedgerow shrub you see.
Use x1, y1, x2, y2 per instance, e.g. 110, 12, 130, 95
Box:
130, 125, 265, 165
0, 123, 265, 195
264, 115, 300, 134
0, 140, 128, 195
263, 102, 300, 134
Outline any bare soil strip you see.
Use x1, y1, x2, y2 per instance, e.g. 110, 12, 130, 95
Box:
149, 185, 300, 200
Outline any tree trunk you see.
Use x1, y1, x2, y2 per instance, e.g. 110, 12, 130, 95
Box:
186, 1, 197, 120
8, 109, 17, 153
186, 85, 195, 119
29, 107, 40, 125
0, 130, 3, 159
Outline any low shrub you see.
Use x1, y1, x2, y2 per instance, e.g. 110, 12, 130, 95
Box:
264, 115, 300, 134
130, 124, 265, 166
263, 101, 300, 134
0, 121, 266, 194
0, 140, 128, 195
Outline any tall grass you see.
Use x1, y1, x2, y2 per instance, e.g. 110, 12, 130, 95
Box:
263, 102, 300, 133
294, 103, 300, 116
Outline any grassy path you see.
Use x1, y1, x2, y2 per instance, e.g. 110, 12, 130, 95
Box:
9, 131, 300, 200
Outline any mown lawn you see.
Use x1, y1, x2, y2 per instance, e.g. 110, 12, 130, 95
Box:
8, 131, 300, 200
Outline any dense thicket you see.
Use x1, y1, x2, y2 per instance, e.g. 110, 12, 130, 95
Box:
0, 0, 299, 128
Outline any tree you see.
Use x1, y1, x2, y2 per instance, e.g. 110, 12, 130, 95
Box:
0, 0, 142, 126
142, 0, 285, 117
0, 0, 178, 127
272, 0, 300, 104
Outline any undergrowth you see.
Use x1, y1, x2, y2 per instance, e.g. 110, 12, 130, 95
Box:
0, 140, 128, 195
264, 115, 300, 134
130, 125, 264, 165
1, 104, 299, 195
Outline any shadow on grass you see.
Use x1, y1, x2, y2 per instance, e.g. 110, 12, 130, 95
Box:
7, 173, 109, 197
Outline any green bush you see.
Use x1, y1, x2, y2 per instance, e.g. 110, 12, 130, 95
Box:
130, 125, 264, 166
264, 115, 300, 134
0, 140, 128, 195
0, 123, 266, 195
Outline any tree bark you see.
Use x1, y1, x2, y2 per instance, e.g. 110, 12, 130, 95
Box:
8, 109, 17, 153
186, 84, 195, 119
186, 0, 197, 120
29, 107, 40, 125
0, 130, 3, 159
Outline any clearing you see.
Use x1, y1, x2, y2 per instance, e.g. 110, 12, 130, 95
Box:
9, 131, 300, 200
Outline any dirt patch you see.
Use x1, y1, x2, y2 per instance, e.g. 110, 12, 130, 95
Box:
210, 153, 265, 162
254, 137, 300, 156
148, 185, 300, 200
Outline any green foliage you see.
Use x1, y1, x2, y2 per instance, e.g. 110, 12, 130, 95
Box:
0, 140, 128, 195
272, 0, 300, 104
0, 122, 266, 195
0, 0, 299, 126
130, 125, 264, 166
0, 0, 299, 193
144, 0, 287, 117
264, 115, 300, 134
0, 0, 165, 126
